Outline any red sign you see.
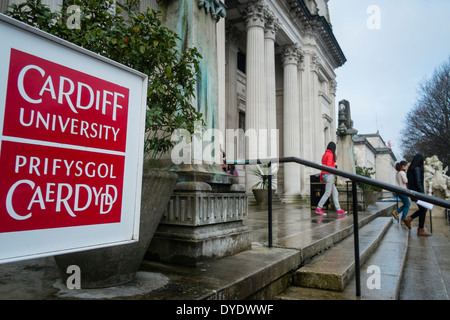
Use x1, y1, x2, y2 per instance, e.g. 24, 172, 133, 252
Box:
3, 49, 129, 151
0, 49, 129, 233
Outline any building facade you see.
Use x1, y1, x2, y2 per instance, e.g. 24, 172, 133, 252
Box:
221, 0, 346, 201
1, 0, 346, 201
353, 132, 397, 186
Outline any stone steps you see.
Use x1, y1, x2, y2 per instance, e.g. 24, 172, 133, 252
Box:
276, 217, 410, 299
292, 217, 392, 291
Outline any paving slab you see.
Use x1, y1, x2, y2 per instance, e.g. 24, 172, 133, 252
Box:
399, 208, 450, 300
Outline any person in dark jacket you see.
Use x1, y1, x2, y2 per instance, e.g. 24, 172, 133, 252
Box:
404, 154, 432, 236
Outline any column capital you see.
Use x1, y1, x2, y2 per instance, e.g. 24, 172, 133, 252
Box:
226, 22, 241, 51
281, 44, 303, 67
264, 9, 280, 40
241, 0, 267, 29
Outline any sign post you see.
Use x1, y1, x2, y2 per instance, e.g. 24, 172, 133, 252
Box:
0, 14, 147, 264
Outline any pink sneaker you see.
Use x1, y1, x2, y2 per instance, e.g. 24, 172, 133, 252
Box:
315, 208, 326, 215
337, 209, 347, 215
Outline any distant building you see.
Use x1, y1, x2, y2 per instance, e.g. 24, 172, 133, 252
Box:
353, 132, 397, 186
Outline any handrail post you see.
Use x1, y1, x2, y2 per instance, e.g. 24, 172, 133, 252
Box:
352, 180, 361, 298
268, 162, 273, 248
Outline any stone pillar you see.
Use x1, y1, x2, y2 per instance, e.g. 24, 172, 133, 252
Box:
264, 10, 280, 162
243, 0, 267, 190
217, 14, 226, 147
335, 100, 358, 209
147, 0, 251, 267
245, 1, 267, 162
281, 44, 302, 202
225, 25, 240, 132
299, 49, 315, 195
329, 79, 338, 138
336, 99, 357, 184
310, 53, 323, 163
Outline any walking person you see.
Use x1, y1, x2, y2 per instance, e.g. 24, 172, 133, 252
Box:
227, 164, 239, 176
315, 142, 347, 216
392, 161, 411, 225
404, 154, 432, 236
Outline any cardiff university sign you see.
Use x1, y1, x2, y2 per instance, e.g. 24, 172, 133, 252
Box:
0, 15, 147, 263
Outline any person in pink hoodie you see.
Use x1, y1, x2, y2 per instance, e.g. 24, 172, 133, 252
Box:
315, 142, 347, 216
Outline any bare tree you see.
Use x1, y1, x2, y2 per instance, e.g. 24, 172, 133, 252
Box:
401, 56, 450, 172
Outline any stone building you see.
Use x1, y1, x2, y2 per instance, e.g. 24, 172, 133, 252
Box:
222, 0, 346, 201
1, 0, 347, 264
353, 132, 397, 186
1, 0, 346, 201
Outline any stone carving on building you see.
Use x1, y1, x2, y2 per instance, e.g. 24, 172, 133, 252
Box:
264, 7, 281, 40
336, 99, 357, 177
337, 99, 357, 136
281, 44, 303, 66
198, 0, 226, 21
241, 0, 267, 28
424, 156, 450, 201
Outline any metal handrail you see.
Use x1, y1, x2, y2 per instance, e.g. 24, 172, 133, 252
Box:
228, 156, 450, 209
227, 156, 450, 298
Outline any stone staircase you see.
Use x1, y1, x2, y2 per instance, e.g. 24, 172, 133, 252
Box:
276, 215, 409, 300
3, 202, 449, 300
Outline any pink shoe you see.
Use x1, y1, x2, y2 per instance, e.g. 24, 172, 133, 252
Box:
337, 209, 347, 215
315, 208, 326, 215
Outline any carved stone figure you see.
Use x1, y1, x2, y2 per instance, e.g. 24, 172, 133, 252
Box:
424, 156, 450, 201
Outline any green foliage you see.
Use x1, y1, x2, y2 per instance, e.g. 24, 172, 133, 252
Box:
7, 0, 203, 166
249, 164, 277, 189
355, 163, 382, 191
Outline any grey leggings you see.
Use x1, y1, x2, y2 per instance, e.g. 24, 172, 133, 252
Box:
318, 174, 341, 210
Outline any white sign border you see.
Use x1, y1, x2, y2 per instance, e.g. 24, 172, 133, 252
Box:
0, 14, 148, 264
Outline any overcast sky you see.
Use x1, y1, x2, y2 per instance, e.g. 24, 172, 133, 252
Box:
328, 0, 450, 160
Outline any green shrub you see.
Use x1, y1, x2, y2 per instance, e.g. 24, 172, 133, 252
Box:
7, 0, 203, 166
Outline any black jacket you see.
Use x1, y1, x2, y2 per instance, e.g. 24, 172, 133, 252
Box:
407, 166, 424, 197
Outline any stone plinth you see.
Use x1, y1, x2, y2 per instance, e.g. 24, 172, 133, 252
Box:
146, 171, 251, 266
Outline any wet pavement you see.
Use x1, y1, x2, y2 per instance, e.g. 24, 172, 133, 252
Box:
0, 200, 449, 300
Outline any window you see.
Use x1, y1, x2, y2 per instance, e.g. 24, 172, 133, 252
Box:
237, 51, 246, 74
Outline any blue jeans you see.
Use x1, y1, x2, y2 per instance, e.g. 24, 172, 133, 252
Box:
396, 194, 410, 220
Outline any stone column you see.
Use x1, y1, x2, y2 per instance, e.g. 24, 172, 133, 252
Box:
243, 1, 266, 157
225, 25, 240, 132
336, 99, 357, 175
329, 79, 338, 138
147, 0, 251, 267
264, 10, 280, 161
310, 54, 323, 163
243, 0, 267, 190
281, 44, 302, 201
299, 49, 315, 195
217, 15, 226, 148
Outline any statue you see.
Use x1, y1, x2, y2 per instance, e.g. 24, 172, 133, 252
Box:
336, 100, 357, 180
424, 156, 450, 201
337, 100, 357, 136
